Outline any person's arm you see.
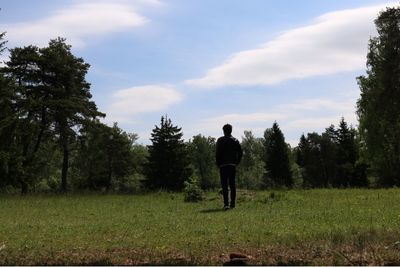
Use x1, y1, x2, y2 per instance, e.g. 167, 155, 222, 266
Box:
216, 139, 221, 167
236, 140, 243, 165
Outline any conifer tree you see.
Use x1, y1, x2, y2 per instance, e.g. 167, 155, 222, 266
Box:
2, 38, 104, 192
297, 119, 368, 188
146, 116, 191, 190
0, 33, 20, 189
3, 44, 45, 193
297, 133, 326, 187
264, 122, 292, 187
39, 38, 104, 191
336, 118, 356, 186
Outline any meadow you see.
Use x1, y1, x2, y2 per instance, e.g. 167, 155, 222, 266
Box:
0, 189, 400, 265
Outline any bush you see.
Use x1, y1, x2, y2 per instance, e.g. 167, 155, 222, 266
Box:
34, 176, 60, 193
0, 185, 17, 194
291, 163, 303, 188
183, 175, 204, 202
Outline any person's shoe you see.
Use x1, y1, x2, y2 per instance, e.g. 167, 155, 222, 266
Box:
223, 205, 230, 210
230, 205, 235, 209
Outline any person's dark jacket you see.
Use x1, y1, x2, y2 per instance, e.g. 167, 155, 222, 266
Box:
216, 135, 243, 167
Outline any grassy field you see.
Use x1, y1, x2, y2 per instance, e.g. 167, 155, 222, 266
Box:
0, 189, 400, 265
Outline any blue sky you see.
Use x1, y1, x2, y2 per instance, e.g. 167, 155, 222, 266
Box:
1, 0, 397, 145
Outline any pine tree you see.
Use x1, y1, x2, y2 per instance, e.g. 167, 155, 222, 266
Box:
39, 38, 104, 192
264, 122, 292, 187
3, 44, 46, 193
146, 116, 191, 191
357, 7, 400, 186
296, 134, 308, 168
297, 133, 325, 187
336, 118, 355, 186
0, 33, 20, 189
320, 130, 338, 187
297, 119, 368, 188
4, 38, 104, 192
297, 131, 335, 188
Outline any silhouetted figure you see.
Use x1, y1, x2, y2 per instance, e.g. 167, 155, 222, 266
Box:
216, 124, 243, 210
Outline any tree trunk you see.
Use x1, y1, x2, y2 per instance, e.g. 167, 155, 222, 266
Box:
106, 153, 113, 192
61, 138, 69, 192
33, 107, 47, 153
20, 180, 28, 195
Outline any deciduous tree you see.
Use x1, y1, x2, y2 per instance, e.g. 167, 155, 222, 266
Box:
187, 134, 218, 190
357, 6, 400, 186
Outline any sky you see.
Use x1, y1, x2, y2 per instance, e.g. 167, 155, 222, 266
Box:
1, 0, 398, 146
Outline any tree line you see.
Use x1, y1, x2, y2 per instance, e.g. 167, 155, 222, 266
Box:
0, 6, 399, 194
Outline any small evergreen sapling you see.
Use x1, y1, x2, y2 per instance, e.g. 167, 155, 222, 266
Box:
183, 175, 204, 202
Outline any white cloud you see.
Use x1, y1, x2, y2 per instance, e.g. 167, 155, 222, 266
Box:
283, 113, 357, 132
105, 85, 183, 123
185, 112, 284, 140
0, 54, 8, 67
277, 98, 355, 113
281, 111, 358, 147
191, 96, 358, 146
186, 2, 397, 88
203, 113, 287, 124
1, 1, 156, 48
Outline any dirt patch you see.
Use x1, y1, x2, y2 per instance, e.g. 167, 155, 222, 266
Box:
1, 241, 400, 265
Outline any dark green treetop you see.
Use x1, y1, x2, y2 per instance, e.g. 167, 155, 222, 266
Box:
187, 134, 218, 190
264, 122, 293, 188
146, 116, 192, 191
357, 6, 400, 186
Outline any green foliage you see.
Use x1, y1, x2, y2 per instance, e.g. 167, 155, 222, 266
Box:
183, 175, 204, 202
357, 6, 400, 186
2, 44, 45, 193
187, 134, 218, 190
111, 173, 145, 194
264, 122, 293, 188
0, 32, 7, 54
2, 7, 400, 193
29, 141, 62, 192
2, 37, 104, 193
290, 163, 303, 188
72, 122, 142, 192
335, 118, 365, 186
39, 38, 105, 191
238, 131, 265, 189
297, 118, 368, 188
297, 132, 327, 187
0, 76, 21, 188
146, 116, 192, 191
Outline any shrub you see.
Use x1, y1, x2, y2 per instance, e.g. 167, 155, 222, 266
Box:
183, 175, 204, 202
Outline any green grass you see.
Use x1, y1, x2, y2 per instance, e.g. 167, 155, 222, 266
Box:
1, 189, 400, 265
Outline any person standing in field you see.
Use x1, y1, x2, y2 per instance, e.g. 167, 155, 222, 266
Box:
216, 124, 243, 210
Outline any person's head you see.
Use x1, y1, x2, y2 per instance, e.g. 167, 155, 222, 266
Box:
223, 124, 232, 136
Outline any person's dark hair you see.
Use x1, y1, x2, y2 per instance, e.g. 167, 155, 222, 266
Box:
223, 124, 232, 136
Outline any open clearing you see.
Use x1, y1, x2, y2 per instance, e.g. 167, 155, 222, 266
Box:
0, 189, 399, 265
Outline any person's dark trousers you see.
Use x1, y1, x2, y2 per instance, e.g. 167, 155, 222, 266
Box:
220, 165, 236, 207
